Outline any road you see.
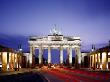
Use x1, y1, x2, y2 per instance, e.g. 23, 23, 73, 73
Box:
0, 69, 48, 82
0, 67, 110, 82
40, 71, 65, 82
40, 66, 110, 82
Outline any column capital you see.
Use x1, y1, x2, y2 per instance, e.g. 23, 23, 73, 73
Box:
60, 44, 63, 46
30, 43, 36, 47
69, 44, 73, 46
48, 44, 52, 46
60, 45, 63, 49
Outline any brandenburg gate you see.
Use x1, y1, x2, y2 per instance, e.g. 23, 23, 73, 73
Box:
28, 28, 81, 68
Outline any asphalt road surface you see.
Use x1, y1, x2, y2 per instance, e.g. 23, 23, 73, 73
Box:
0, 67, 110, 82
40, 67, 110, 82
0, 71, 48, 82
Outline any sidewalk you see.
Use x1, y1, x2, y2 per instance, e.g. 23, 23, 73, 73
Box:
0, 68, 34, 76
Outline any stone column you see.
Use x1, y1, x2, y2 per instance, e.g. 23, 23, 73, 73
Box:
97, 54, 98, 68
91, 55, 93, 68
74, 47, 81, 69
14, 53, 17, 69
48, 46, 51, 64
91, 56, 93, 67
90, 56, 91, 68
98, 53, 100, 68
106, 52, 108, 69
94, 54, 96, 69
29, 46, 35, 67
39, 46, 42, 65
100, 52, 102, 69
2, 52, 7, 71
29, 47, 32, 67
60, 45, 63, 64
69, 46, 72, 65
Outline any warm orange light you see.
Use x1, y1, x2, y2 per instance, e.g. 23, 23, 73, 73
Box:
2, 52, 7, 64
102, 52, 106, 64
98, 53, 100, 62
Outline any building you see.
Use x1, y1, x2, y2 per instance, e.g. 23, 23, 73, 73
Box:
28, 28, 82, 68
81, 52, 89, 68
23, 52, 30, 68
89, 45, 110, 70
0, 45, 24, 71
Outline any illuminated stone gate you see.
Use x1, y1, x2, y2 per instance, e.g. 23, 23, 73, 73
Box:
28, 28, 81, 68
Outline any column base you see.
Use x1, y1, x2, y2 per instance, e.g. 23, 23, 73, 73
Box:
48, 63, 52, 68
39, 64, 43, 68
74, 64, 81, 69
29, 63, 32, 68
59, 63, 63, 66
68, 63, 73, 68
59, 63, 64, 68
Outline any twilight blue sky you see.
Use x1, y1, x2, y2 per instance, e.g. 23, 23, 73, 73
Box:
0, 0, 110, 52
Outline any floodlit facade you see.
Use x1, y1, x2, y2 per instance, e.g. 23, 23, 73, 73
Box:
28, 28, 81, 68
89, 46, 110, 70
0, 45, 23, 71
